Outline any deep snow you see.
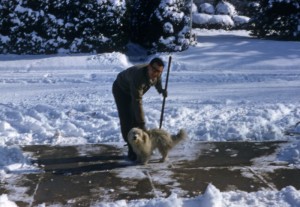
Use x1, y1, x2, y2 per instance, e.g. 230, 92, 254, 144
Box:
0, 29, 300, 206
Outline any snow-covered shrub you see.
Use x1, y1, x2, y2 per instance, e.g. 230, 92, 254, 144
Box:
232, 15, 250, 29
8, 4, 47, 54
192, 1, 251, 30
192, 3, 198, 13
243, 1, 260, 18
0, 0, 12, 54
0, 0, 194, 54
129, 0, 161, 49
129, 0, 191, 53
94, 0, 128, 53
216, 0, 237, 16
0, 0, 18, 54
193, 13, 212, 26
65, 0, 128, 53
0, 35, 10, 54
209, 15, 234, 29
41, 12, 68, 54
44, 0, 128, 53
0, 0, 128, 54
199, 3, 215, 15
0, 0, 19, 33
192, 13, 234, 30
152, 0, 191, 52
249, 0, 300, 40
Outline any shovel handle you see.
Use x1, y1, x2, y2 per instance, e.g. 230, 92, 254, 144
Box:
159, 56, 172, 129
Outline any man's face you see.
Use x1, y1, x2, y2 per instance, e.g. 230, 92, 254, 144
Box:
148, 62, 163, 80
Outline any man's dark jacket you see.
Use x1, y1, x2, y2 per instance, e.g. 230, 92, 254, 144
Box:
115, 64, 164, 127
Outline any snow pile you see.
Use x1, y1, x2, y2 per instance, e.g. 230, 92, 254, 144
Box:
277, 141, 300, 166
0, 194, 18, 207
1, 184, 300, 207
0, 146, 24, 166
0, 145, 30, 176
199, 184, 222, 207
92, 184, 300, 207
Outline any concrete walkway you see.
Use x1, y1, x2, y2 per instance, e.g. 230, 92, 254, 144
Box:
1, 141, 299, 206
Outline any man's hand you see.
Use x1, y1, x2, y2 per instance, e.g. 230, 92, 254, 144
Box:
162, 89, 168, 98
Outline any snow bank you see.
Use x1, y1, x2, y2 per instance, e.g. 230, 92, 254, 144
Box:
92, 184, 300, 207
277, 141, 300, 166
1, 182, 299, 207
0, 194, 18, 207
0, 146, 25, 167
0, 145, 31, 178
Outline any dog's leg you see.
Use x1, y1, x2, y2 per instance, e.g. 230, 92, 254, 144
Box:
159, 148, 169, 162
160, 155, 168, 162
141, 156, 149, 165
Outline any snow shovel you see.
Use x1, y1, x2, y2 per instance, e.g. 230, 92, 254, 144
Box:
159, 56, 172, 129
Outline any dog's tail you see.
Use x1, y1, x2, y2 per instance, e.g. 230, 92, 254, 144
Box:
171, 129, 187, 146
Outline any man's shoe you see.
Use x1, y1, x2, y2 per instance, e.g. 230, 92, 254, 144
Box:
127, 149, 137, 161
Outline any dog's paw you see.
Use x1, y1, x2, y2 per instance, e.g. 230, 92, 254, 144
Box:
140, 158, 149, 165
160, 157, 168, 162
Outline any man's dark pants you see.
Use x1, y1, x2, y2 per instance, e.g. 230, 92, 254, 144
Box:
112, 81, 137, 159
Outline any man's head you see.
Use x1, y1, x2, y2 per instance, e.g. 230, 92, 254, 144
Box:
148, 58, 164, 80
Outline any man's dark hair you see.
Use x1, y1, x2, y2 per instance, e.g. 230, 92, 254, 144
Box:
150, 57, 164, 67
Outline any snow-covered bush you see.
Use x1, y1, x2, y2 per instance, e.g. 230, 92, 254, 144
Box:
192, 13, 231, 29
249, 0, 300, 40
0, 35, 10, 54
191, 3, 198, 13
232, 15, 250, 29
0, 0, 192, 54
0, 0, 128, 54
67, 0, 128, 53
0, 0, 19, 54
129, 0, 191, 53
243, 2, 260, 18
199, 3, 215, 15
127, 0, 160, 50
192, 1, 251, 30
9, 4, 47, 54
209, 15, 234, 29
216, 1, 237, 16
193, 13, 236, 30
193, 13, 212, 26
152, 0, 191, 52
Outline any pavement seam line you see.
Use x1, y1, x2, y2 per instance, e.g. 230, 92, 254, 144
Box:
144, 170, 159, 198
248, 167, 277, 190
29, 173, 43, 207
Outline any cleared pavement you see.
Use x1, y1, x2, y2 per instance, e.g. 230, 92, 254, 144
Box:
1, 141, 299, 206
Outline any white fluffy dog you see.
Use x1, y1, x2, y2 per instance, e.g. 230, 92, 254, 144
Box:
127, 128, 187, 165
